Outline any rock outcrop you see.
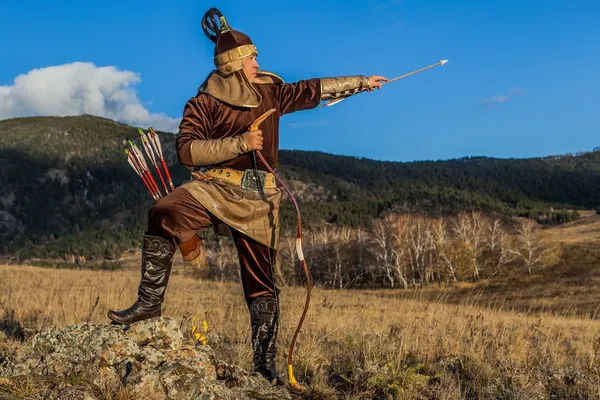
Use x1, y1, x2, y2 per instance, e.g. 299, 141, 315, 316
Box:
0, 317, 291, 400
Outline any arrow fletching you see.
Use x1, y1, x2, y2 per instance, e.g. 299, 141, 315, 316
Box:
148, 127, 175, 192
129, 141, 148, 170
139, 127, 168, 193
148, 127, 164, 159
322, 97, 347, 107
126, 150, 141, 176
139, 129, 158, 168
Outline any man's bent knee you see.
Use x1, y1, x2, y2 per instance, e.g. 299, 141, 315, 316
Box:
147, 197, 178, 237
149, 198, 174, 222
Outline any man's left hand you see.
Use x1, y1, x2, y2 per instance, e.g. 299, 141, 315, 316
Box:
368, 76, 389, 90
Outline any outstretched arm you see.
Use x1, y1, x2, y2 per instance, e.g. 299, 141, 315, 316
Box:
320, 75, 388, 100
277, 75, 389, 115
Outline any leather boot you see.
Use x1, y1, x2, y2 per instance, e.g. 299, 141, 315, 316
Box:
107, 234, 175, 324
249, 296, 284, 386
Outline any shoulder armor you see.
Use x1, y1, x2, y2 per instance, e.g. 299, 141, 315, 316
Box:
254, 70, 285, 85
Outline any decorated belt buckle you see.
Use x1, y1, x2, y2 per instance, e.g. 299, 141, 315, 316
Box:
241, 169, 267, 190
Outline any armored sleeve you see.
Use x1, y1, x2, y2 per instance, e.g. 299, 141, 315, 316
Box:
320, 76, 371, 101
176, 96, 248, 168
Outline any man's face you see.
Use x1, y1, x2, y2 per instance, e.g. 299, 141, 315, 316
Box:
242, 53, 259, 82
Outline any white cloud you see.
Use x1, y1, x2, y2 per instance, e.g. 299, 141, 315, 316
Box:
481, 86, 525, 106
480, 95, 508, 105
0, 62, 180, 132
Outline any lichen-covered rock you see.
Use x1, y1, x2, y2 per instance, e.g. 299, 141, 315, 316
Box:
126, 316, 183, 351
0, 317, 292, 400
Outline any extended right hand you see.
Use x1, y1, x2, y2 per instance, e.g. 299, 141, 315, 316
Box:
368, 75, 389, 90
242, 130, 263, 152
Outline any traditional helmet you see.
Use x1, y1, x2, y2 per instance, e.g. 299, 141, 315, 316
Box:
198, 8, 283, 108
201, 8, 257, 75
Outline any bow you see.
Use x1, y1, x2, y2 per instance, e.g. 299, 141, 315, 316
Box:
249, 109, 311, 391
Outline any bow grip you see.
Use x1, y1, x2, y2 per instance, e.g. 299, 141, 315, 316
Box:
250, 108, 277, 131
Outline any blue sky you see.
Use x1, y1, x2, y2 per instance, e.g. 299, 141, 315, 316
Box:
1, 0, 599, 162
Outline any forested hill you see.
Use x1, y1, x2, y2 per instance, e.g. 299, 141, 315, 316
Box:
0, 115, 598, 260
278, 148, 600, 216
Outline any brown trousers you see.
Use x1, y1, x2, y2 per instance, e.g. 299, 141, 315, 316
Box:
146, 187, 278, 302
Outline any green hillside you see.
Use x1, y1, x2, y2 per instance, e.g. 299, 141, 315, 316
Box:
0, 115, 598, 260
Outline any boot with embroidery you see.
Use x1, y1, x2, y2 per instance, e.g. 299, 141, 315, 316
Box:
107, 234, 175, 324
249, 296, 284, 386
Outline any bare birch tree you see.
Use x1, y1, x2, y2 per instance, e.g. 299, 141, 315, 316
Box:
453, 211, 489, 281
431, 218, 459, 282
330, 226, 353, 290
371, 216, 401, 288
388, 216, 408, 289
483, 220, 517, 282
352, 228, 372, 288
402, 215, 434, 285
488, 218, 503, 252
510, 218, 548, 276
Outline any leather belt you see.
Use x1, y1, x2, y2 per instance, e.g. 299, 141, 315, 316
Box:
204, 167, 277, 190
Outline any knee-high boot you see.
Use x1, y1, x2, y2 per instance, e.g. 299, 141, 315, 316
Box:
107, 234, 174, 324
249, 296, 284, 386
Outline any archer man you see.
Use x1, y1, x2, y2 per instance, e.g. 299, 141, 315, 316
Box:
107, 7, 388, 387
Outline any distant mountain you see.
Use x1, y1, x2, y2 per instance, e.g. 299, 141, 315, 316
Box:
1, 115, 598, 260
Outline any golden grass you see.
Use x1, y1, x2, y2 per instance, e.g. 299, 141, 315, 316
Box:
542, 214, 600, 244
2, 264, 600, 399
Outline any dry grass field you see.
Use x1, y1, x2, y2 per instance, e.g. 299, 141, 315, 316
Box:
1, 258, 600, 399
379, 213, 600, 321
543, 213, 600, 244
2, 214, 600, 398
